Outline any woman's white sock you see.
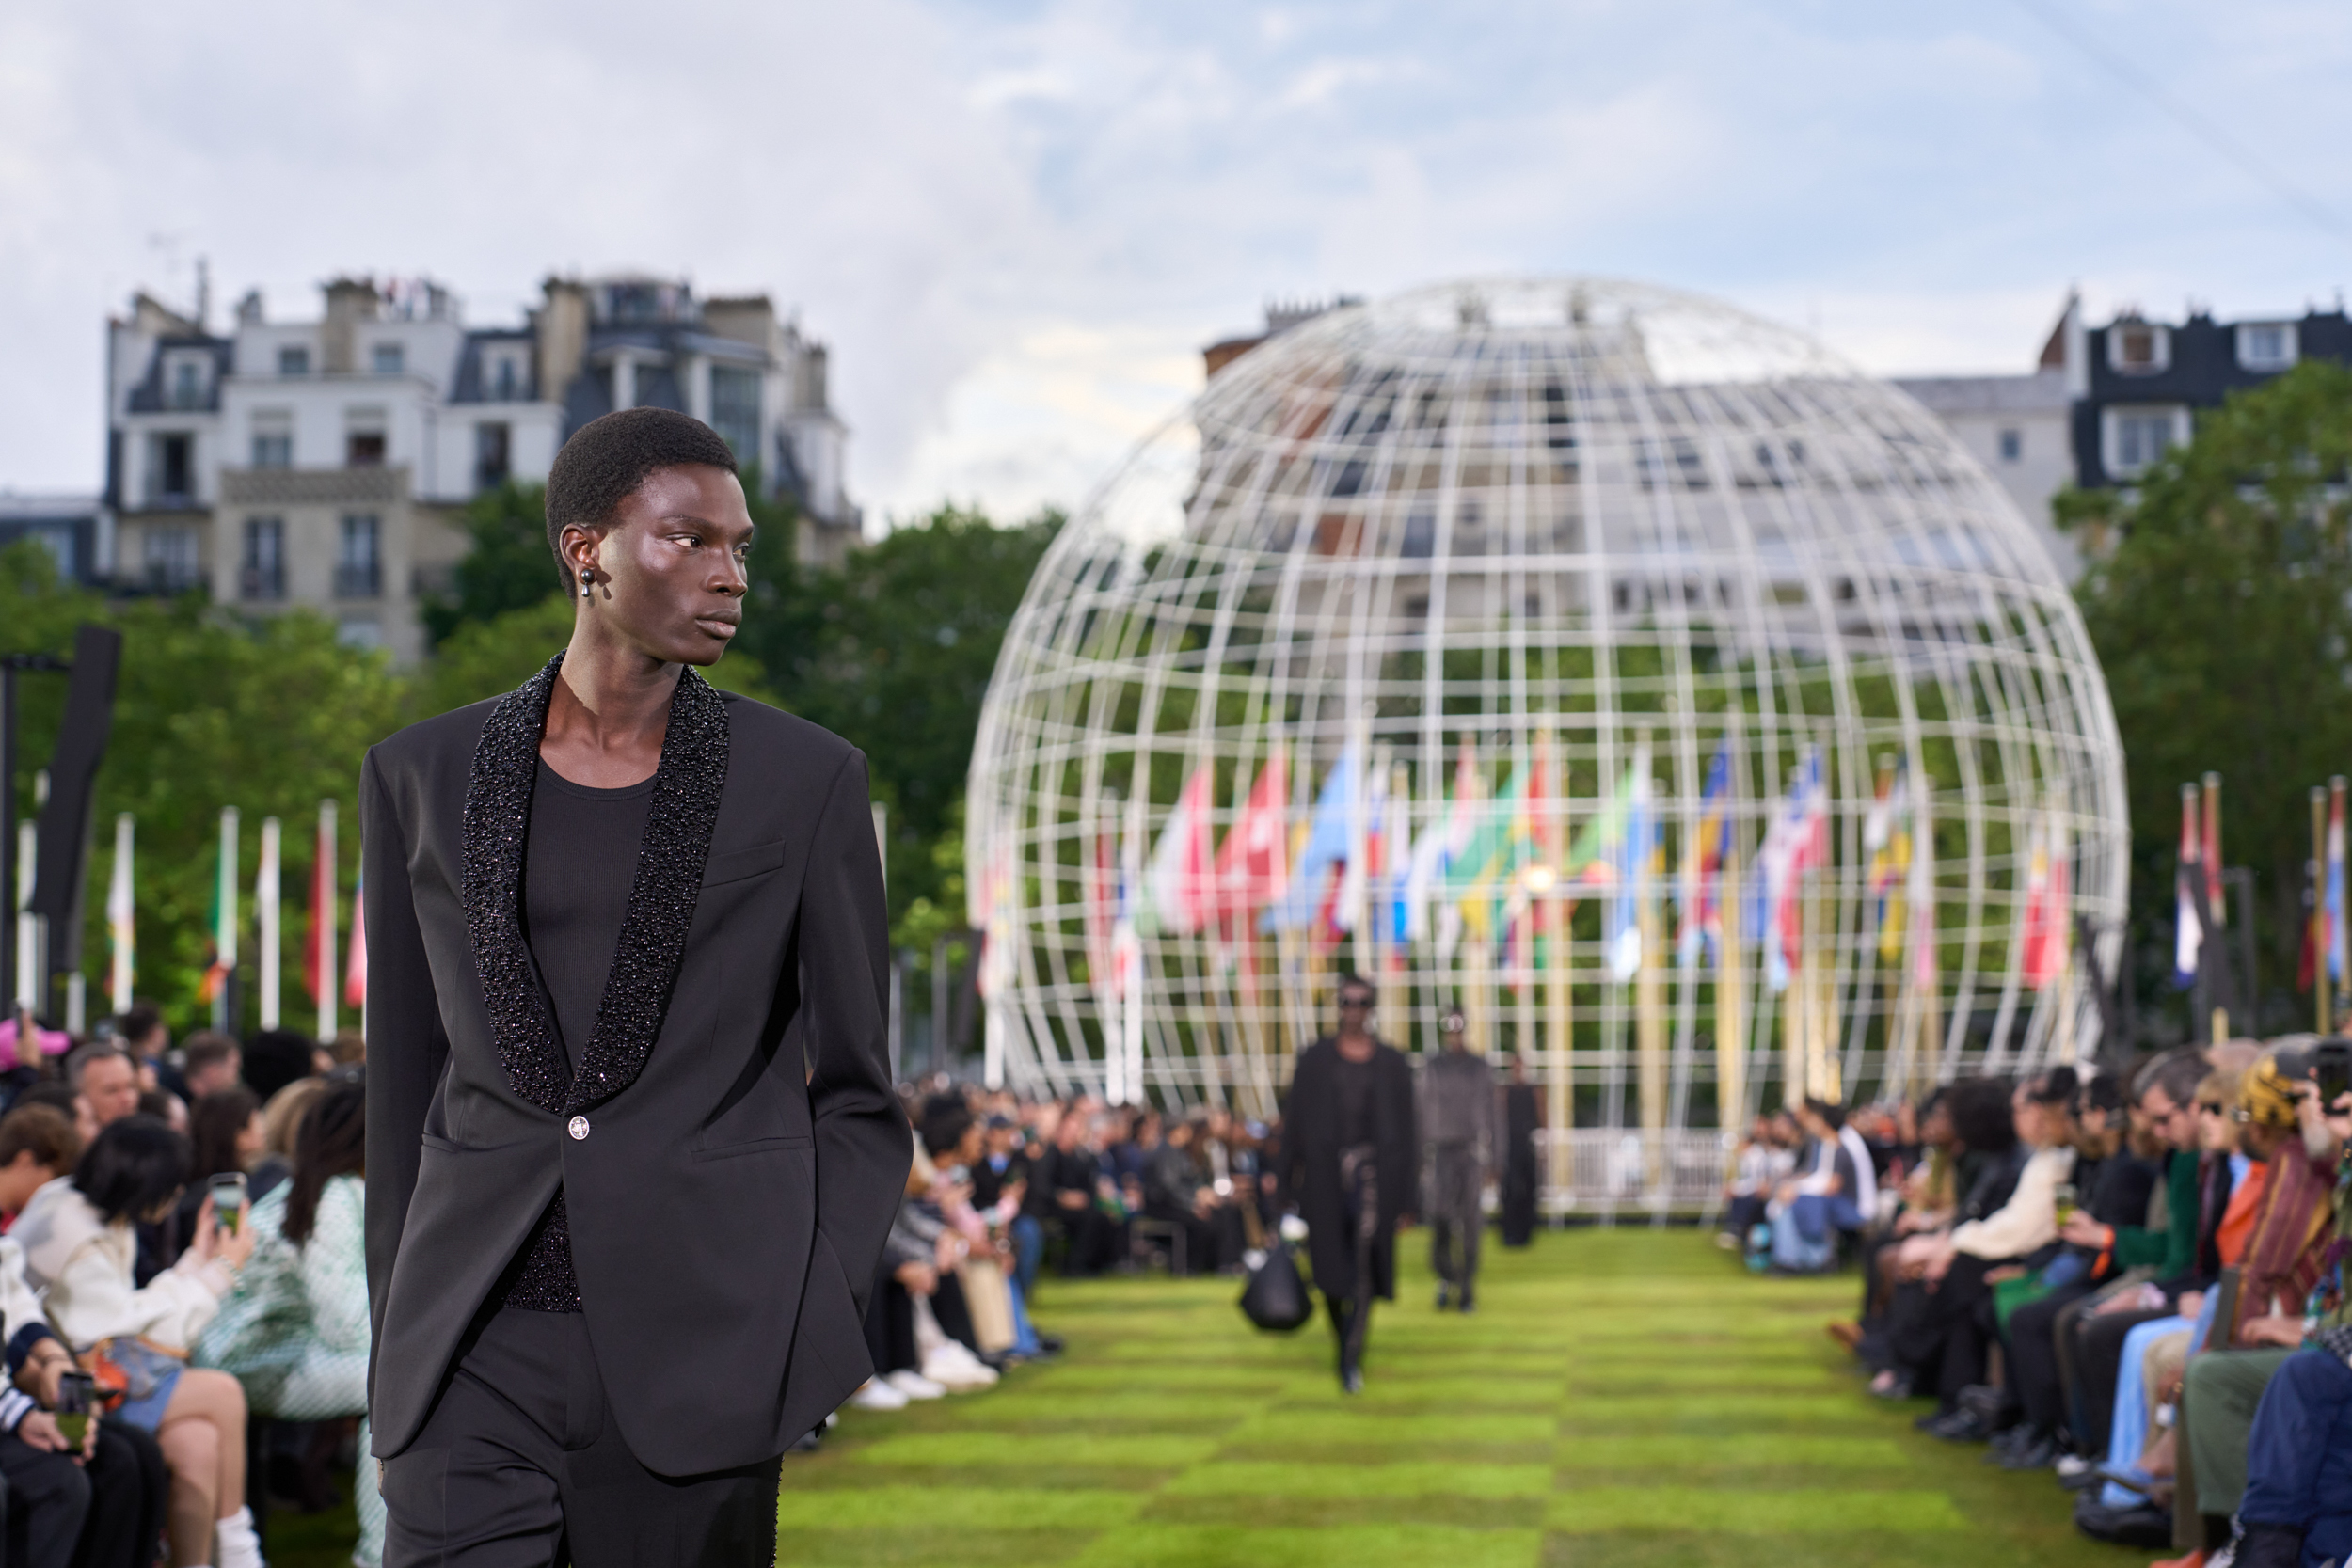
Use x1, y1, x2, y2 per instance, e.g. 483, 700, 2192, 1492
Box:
216, 1502, 265, 1568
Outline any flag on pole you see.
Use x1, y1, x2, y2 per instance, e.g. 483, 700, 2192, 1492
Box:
1215, 752, 1289, 934
1677, 745, 1734, 968
344, 869, 367, 1011
200, 809, 239, 1006
1401, 738, 1479, 944
1866, 761, 1912, 961
106, 814, 135, 1015
2173, 786, 2201, 989
1144, 768, 1215, 936
1450, 756, 1531, 942
1605, 744, 1655, 981
2328, 780, 2346, 987
1269, 746, 1360, 934
2020, 810, 2069, 990
307, 800, 339, 1040
1333, 754, 1387, 937
1752, 749, 1826, 993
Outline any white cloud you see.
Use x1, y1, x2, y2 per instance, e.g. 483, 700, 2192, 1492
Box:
3, 0, 2351, 532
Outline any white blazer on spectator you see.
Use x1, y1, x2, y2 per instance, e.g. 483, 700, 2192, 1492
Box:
1950, 1145, 2075, 1261
13, 1175, 231, 1352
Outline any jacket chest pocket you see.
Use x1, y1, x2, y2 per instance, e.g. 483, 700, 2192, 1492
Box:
702, 840, 787, 888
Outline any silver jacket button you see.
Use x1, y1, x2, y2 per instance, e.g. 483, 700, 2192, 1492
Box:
567, 1116, 591, 1141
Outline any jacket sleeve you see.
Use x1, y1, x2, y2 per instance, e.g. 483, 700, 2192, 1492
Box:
800, 750, 912, 1318
360, 746, 450, 1411
1951, 1147, 2069, 1260
2115, 1150, 2198, 1270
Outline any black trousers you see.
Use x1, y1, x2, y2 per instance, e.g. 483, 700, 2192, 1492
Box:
73, 1422, 165, 1568
865, 1270, 918, 1377
381, 1307, 781, 1568
2007, 1280, 2096, 1434
0, 1432, 90, 1568
1887, 1254, 2000, 1407
1500, 1144, 1538, 1247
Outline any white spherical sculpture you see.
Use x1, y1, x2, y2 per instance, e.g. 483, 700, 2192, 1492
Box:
966, 277, 2125, 1196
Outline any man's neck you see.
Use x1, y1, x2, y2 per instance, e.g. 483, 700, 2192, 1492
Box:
544, 633, 681, 784
1336, 1029, 1375, 1061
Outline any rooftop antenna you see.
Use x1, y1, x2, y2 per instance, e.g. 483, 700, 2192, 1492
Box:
194, 256, 210, 331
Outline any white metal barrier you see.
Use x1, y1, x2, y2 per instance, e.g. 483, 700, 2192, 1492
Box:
1533, 1128, 1733, 1217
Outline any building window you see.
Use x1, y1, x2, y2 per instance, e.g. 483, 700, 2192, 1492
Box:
278, 344, 311, 377
345, 408, 388, 468
167, 357, 206, 410
336, 515, 382, 599
490, 354, 521, 402
474, 422, 511, 490
143, 525, 199, 592
1997, 428, 2022, 463
710, 366, 762, 461
2108, 321, 2170, 375
336, 618, 384, 651
372, 342, 405, 375
2237, 322, 2297, 372
250, 412, 293, 469
241, 516, 285, 601
2106, 405, 2189, 477
148, 433, 194, 505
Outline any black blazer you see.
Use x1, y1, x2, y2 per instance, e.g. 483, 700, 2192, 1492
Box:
362, 660, 910, 1476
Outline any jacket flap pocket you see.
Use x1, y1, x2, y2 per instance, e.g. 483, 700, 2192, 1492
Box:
702, 840, 787, 888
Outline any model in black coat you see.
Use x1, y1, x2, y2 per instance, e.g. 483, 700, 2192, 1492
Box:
364, 416, 911, 1559
1283, 1016, 1418, 1390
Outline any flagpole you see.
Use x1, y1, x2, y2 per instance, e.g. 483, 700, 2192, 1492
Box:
317, 799, 338, 1042
258, 816, 280, 1031
1718, 842, 1743, 1138
1634, 737, 1665, 1196
2316, 785, 2330, 1037
107, 814, 134, 1016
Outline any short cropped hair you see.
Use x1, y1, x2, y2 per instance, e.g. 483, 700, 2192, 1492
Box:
182, 1031, 239, 1081
0, 1104, 80, 1174
543, 408, 739, 586
64, 1043, 129, 1088
116, 1006, 165, 1051
72, 1115, 190, 1226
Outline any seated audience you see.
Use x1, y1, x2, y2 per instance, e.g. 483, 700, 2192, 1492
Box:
14, 1115, 262, 1568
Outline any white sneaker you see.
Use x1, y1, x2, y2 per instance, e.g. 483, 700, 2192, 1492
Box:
849, 1378, 909, 1411
884, 1369, 947, 1400
922, 1343, 1000, 1391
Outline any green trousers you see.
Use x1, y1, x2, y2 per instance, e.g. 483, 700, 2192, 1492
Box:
2185, 1348, 2296, 1517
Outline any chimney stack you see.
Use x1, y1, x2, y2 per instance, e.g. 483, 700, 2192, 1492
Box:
321, 277, 378, 373
538, 278, 590, 412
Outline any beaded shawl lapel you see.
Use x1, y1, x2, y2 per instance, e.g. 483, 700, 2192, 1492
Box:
461, 653, 730, 1116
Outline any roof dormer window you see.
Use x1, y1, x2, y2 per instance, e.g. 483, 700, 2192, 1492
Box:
372, 342, 405, 375
2108, 321, 2169, 376
166, 354, 211, 410
2236, 322, 2297, 372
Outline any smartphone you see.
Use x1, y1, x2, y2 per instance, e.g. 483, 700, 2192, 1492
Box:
208, 1172, 249, 1238
2318, 1039, 2352, 1106
2053, 1182, 2078, 1228
54, 1370, 92, 1447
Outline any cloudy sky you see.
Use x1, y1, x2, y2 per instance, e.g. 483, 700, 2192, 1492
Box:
4, 0, 2350, 524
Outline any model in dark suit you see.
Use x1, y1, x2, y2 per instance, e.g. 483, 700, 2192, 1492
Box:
364, 408, 910, 1566
1282, 974, 1418, 1393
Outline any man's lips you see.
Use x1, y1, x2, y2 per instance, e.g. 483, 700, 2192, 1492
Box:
695, 610, 740, 637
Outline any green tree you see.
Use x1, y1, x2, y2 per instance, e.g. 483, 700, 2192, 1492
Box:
418, 483, 561, 647
2066, 358, 2352, 1034
740, 503, 1060, 946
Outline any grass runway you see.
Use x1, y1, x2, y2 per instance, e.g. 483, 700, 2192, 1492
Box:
267, 1227, 2128, 1564
782, 1228, 2126, 1568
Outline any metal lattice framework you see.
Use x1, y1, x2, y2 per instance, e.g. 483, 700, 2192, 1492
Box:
966, 277, 2128, 1155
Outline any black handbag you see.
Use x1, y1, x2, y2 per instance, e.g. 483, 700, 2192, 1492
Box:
1237, 1240, 1314, 1332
